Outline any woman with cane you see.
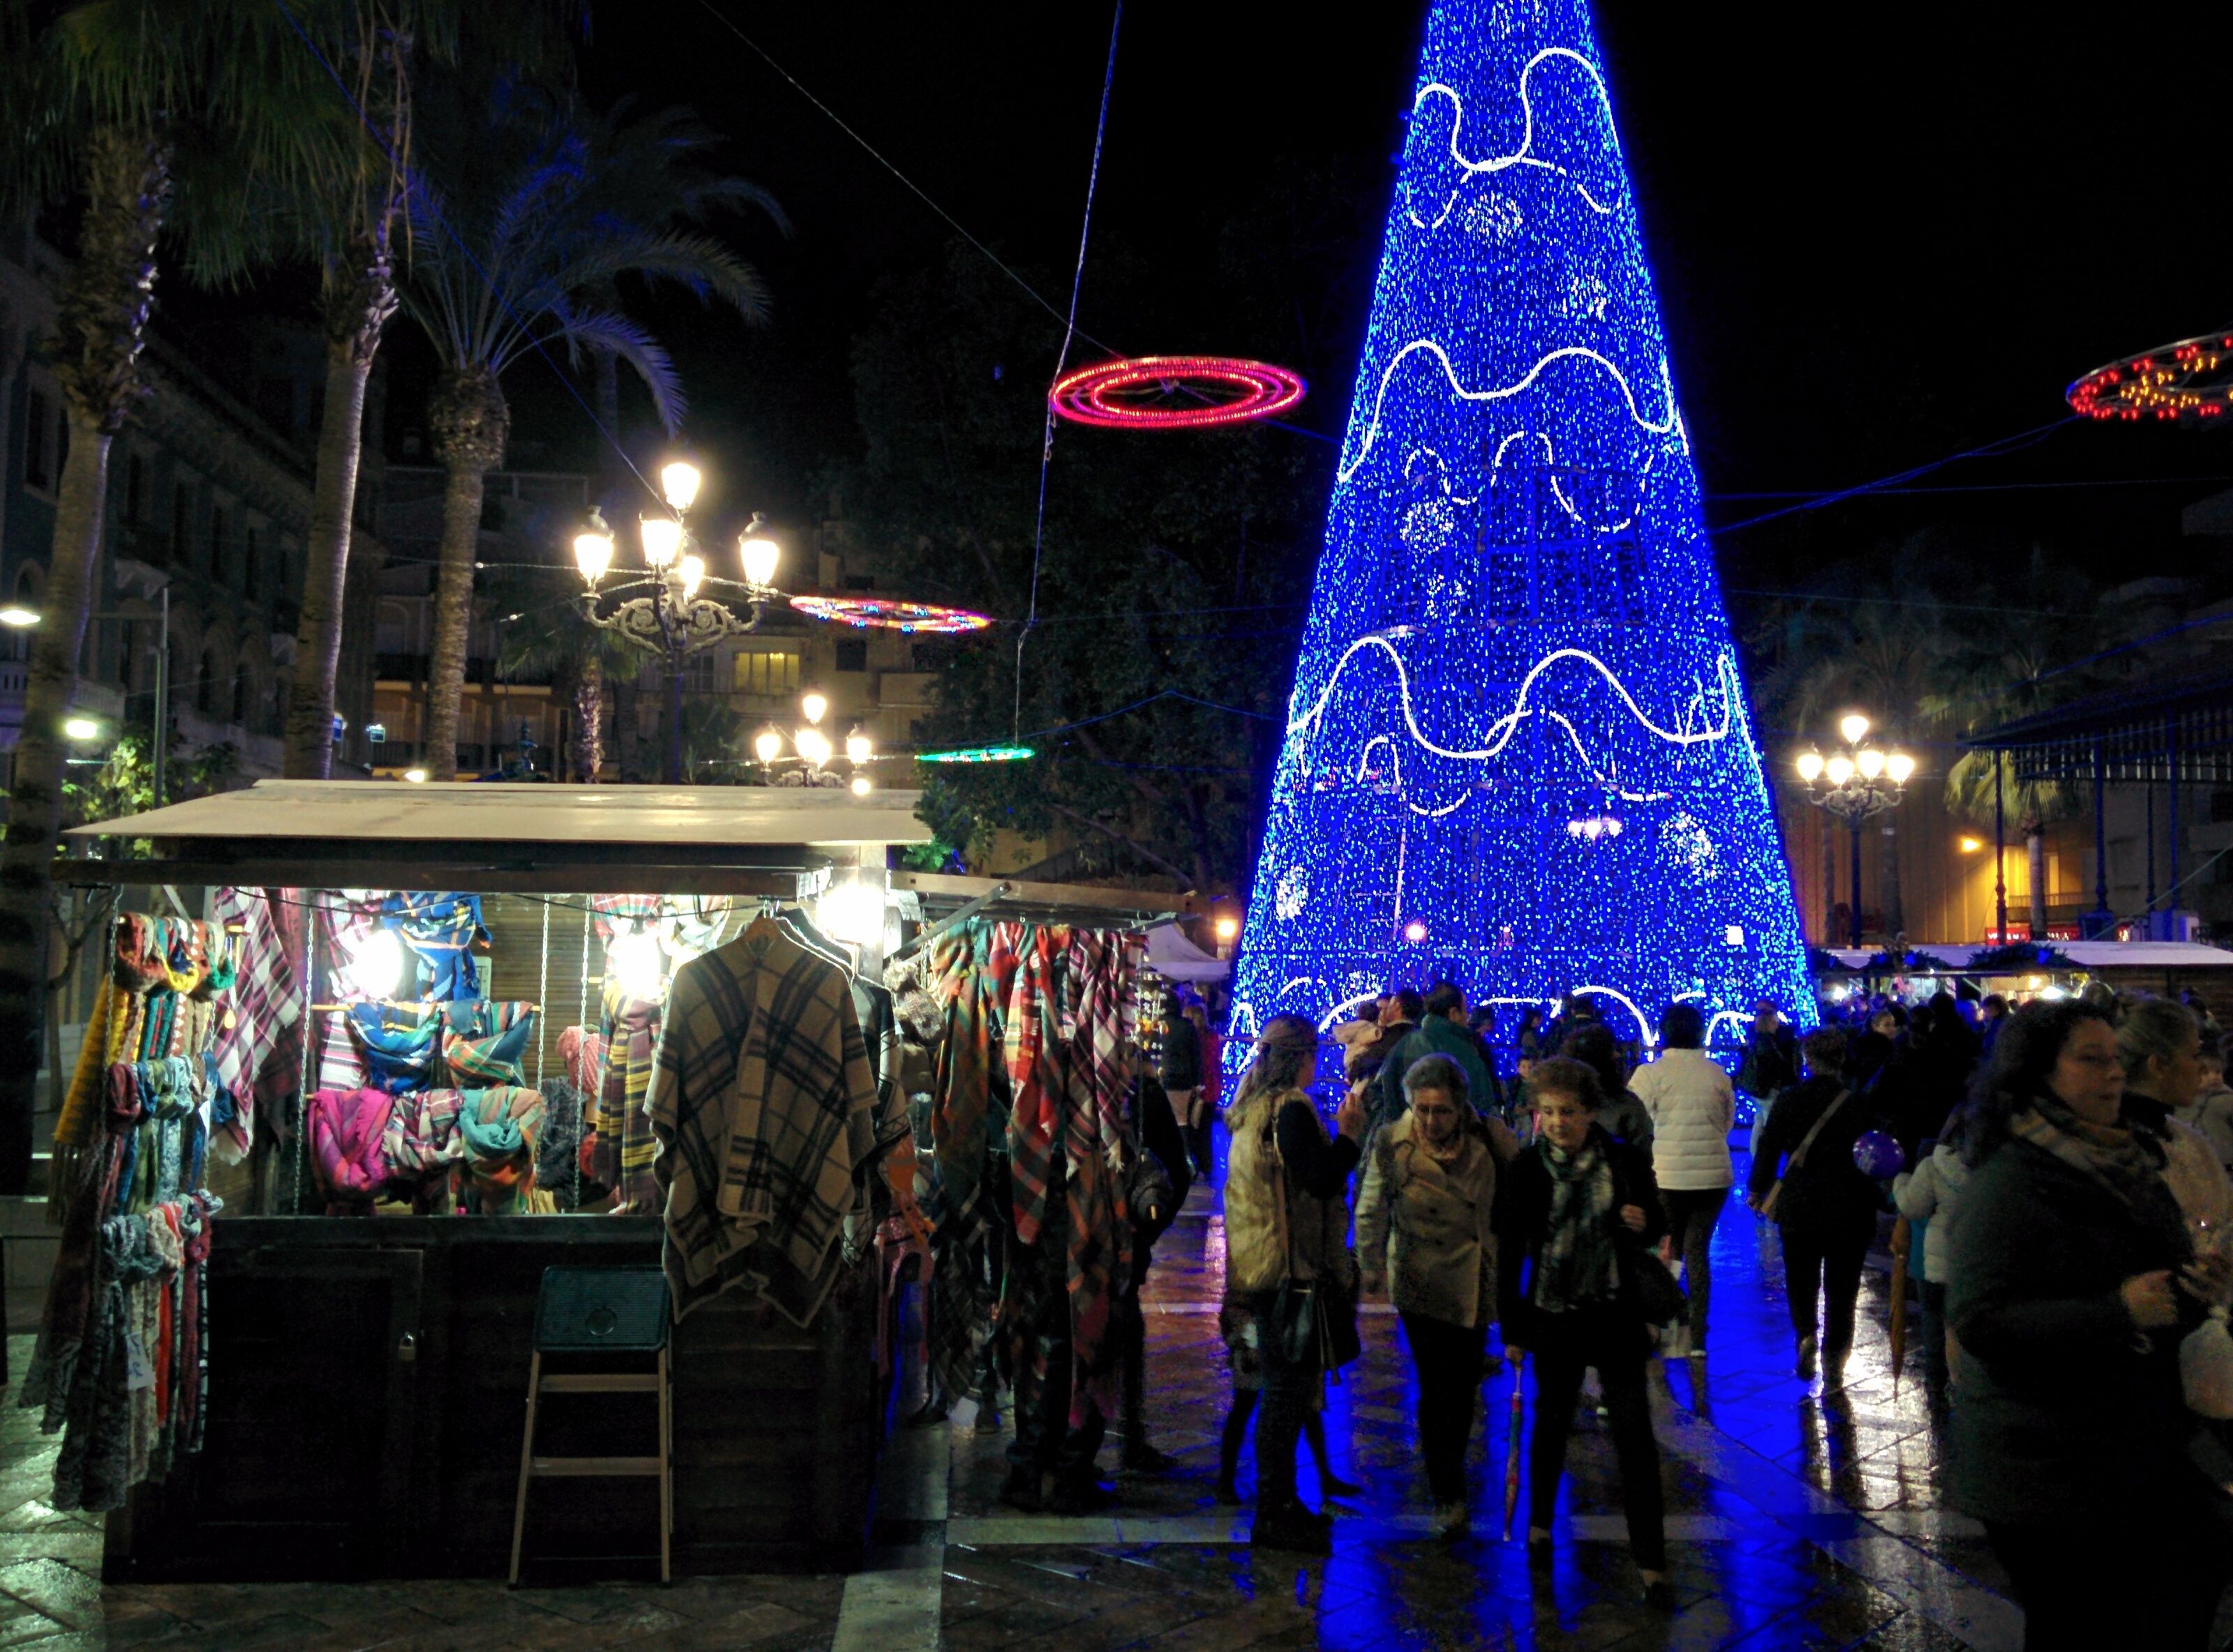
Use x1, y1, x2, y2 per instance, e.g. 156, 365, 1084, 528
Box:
1495, 1056, 1674, 1609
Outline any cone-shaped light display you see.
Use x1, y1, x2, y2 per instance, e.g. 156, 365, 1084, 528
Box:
1229, 0, 1812, 1060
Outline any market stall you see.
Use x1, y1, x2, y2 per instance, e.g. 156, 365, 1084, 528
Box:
38, 780, 929, 1582
1815, 939, 2233, 1022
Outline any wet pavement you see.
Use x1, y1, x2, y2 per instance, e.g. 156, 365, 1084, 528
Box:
0, 1153, 2069, 1649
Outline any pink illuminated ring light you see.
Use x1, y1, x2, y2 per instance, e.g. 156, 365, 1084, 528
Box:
2068, 330, 2233, 425
788, 595, 992, 634
1049, 354, 1306, 430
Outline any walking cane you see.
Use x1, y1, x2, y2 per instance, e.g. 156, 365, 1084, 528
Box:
1501, 1351, 1526, 1540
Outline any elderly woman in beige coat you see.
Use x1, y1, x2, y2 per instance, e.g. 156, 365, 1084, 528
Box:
1357, 1053, 1499, 1537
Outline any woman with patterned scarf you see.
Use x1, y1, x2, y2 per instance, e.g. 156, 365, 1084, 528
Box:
1948, 1000, 2233, 1651
1494, 1056, 1672, 1610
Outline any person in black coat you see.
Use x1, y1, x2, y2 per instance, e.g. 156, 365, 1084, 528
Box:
1114, 1065, 1195, 1473
1159, 991, 1210, 1176
1496, 1056, 1673, 1612
1947, 999, 2233, 1651
1746, 1026, 1883, 1386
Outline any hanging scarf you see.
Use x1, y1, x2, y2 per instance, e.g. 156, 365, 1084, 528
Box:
1004, 925, 1064, 1247
1060, 928, 1137, 1421
1534, 1132, 1619, 1314
592, 979, 662, 1213
306, 1088, 396, 1215
382, 1088, 465, 1212
457, 1085, 546, 1214
2012, 1094, 2190, 1257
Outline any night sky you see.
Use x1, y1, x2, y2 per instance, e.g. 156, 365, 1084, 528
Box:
443, 1, 2233, 603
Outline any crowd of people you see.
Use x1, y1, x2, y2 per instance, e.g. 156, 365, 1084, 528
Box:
1143, 975, 2233, 1644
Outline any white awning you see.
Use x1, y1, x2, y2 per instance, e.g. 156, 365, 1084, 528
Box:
1147, 921, 1230, 983
64, 779, 934, 849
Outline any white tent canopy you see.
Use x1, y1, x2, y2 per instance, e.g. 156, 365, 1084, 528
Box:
1147, 921, 1228, 983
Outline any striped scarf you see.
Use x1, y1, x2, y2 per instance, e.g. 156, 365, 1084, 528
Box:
458, 1085, 546, 1214
306, 1088, 396, 1215
594, 979, 662, 1214
1004, 925, 1065, 1247
1061, 929, 1137, 1419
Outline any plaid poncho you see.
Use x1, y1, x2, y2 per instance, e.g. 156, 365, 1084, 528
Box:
648, 917, 875, 1325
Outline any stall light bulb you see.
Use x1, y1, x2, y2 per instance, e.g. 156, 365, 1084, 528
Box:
1213, 915, 1240, 943
753, 726, 784, 765
819, 880, 885, 949
607, 926, 666, 1003
641, 516, 684, 569
348, 926, 408, 999
1794, 750, 1824, 783
659, 460, 702, 513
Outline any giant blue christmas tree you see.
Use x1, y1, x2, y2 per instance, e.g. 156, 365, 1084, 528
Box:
1229, 0, 1812, 1056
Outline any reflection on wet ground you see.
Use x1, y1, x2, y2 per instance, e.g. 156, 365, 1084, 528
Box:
0, 1156, 2050, 1649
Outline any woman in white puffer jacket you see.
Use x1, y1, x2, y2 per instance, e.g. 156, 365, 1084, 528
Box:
1629, 1003, 1733, 1358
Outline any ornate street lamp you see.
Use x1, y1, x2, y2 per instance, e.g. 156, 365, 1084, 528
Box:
1793, 712, 1915, 949
749, 696, 873, 790
570, 459, 992, 785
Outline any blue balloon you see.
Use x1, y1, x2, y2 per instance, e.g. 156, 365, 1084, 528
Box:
1853, 1130, 1906, 1179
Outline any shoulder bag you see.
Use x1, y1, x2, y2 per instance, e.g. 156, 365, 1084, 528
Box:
1756, 1089, 1853, 1224
1267, 1100, 1362, 1372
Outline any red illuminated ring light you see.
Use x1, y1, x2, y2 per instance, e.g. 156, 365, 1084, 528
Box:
1050, 354, 1306, 430
2068, 329, 2233, 426
789, 595, 992, 634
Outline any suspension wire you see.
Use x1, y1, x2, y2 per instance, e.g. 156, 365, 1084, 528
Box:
1013, 1, 1122, 739
691, 0, 1120, 359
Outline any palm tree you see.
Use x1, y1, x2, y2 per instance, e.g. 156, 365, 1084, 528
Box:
1749, 539, 1961, 937
0, 0, 349, 1192
276, 4, 581, 780
1943, 749, 2079, 942
1927, 621, 2093, 941
484, 558, 639, 780
399, 89, 777, 779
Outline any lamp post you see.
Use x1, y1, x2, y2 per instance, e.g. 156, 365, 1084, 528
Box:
750, 694, 874, 792
1793, 712, 1914, 949
2, 587, 170, 802
571, 461, 785, 786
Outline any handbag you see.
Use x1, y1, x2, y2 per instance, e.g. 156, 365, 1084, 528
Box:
1756, 1088, 1853, 1224
2184, 1308, 2233, 1420
1267, 1104, 1361, 1372
1623, 1246, 1688, 1327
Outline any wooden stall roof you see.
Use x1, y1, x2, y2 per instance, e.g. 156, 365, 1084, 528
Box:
59, 780, 934, 896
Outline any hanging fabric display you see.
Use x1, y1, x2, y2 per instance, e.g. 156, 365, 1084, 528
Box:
646, 913, 881, 1325
25, 912, 236, 1512
207, 887, 304, 1166
910, 919, 1145, 1427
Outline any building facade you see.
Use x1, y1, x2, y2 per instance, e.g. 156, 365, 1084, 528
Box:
0, 221, 387, 784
